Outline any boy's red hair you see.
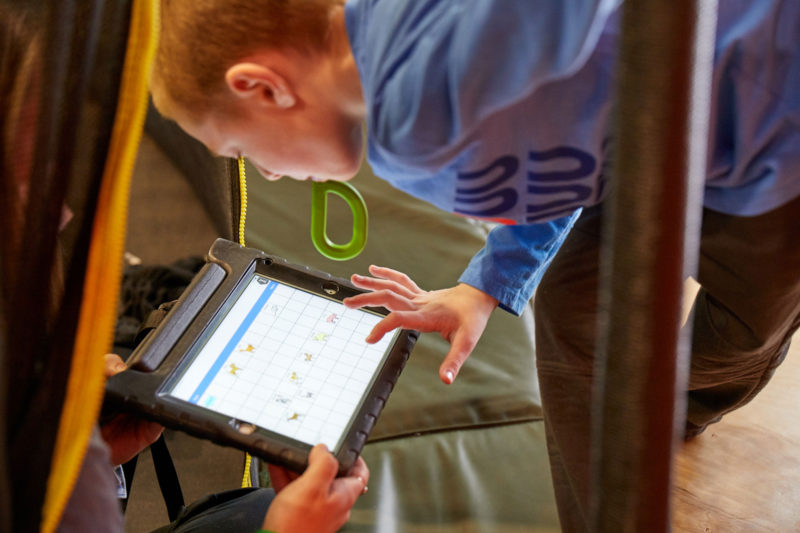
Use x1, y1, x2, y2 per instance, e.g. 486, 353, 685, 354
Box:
154, 0, 340, 116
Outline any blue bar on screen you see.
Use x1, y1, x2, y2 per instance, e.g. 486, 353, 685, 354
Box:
189, 279, 277, 403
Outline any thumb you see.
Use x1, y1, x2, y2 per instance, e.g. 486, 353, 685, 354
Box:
302, 444, 338, 489
439, 329, 478, 384
104, 353, 128, 378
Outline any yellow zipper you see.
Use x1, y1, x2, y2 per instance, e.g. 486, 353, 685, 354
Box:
41, 1, 159, 530
236, 155, 254, 488
238, 155, 248, 248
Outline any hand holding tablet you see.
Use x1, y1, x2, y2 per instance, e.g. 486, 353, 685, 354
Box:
263, 444, 369, 533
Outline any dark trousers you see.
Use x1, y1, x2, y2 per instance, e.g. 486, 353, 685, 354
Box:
152, 487, 275, 533
533, 195, 800, 532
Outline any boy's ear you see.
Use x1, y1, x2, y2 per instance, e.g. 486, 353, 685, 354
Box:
224, 63, 296, 109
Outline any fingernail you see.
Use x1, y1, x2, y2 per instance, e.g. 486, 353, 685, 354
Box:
362, 485, 369, 495
114, 361, 128, 372
444, 370, 454, 384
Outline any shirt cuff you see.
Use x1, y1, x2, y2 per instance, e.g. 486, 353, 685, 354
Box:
458, 210, 580, 315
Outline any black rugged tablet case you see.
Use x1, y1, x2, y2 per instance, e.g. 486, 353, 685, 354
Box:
104, 238, 418, 475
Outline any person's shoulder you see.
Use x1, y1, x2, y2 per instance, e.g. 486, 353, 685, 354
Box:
355, 1, 468, 164
362, 0, 620, 168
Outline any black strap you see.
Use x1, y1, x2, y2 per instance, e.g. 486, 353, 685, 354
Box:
150, 434, 185, 522
133, 300, 177, 346
125, 301, 185, 521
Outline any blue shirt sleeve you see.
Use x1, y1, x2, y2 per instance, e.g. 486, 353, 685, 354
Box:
458, 211, 581, 316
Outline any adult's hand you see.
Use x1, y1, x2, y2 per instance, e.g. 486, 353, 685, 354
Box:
262, 444, 369, 533
343, 265, 498, 384
99, 353, 164, 465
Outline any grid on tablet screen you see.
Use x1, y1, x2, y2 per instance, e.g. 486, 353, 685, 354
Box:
169, 275, 393, 449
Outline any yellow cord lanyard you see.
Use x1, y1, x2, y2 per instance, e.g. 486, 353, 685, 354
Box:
236, 156, 255, 488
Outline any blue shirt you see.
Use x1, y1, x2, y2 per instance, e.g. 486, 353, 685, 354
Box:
345, 0, 800, 315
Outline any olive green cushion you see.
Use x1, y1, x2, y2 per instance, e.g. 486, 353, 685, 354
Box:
245, 162, 559, 531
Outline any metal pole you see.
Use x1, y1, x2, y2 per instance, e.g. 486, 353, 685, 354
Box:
591, 1, 718, 531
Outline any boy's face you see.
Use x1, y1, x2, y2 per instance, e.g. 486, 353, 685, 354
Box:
163, 94, 364, 183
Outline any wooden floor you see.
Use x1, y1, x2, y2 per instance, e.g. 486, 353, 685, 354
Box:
672, 283, 800, 531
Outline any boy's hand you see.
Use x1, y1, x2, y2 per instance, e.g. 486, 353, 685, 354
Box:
343, 265, 498, 384
100, 353, 164, 465
262, 444, 369, 533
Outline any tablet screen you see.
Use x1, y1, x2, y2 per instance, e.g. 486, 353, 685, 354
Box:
164, 273, 396, 451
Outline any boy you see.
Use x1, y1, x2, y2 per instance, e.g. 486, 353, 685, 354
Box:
152, 0, 800, 530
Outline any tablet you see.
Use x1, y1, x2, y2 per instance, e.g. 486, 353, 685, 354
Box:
104, 238, 418, 475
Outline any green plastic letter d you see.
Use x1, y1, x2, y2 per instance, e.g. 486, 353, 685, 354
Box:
311, 181, 368, 261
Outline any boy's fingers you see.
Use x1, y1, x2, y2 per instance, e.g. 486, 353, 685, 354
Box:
330, 476, 366, 508
267, 463, 294, 492
142, 420, 165, 444
347, 456, 369, 486
343, 290, 413, 311
364, 313, 409, 343
350, 275, 418, 299
439, 330, 478, 384
367, 265, 422, 292
365, 311, 441, 343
